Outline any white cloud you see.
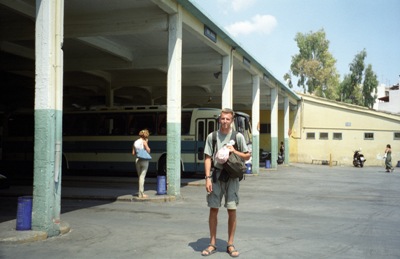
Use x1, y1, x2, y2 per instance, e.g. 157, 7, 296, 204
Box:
225, 14, 277, 37
231, 0, 257, 12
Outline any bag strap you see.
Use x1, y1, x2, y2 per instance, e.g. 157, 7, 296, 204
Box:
212, 130, 240, 156
230, 131, 239, 151
211, 131, 217, 182
212, 131, 217, 158
211, 130, 243, 181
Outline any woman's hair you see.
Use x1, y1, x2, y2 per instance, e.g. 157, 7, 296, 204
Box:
139, 129, 150, 138
387, 144, 391, 148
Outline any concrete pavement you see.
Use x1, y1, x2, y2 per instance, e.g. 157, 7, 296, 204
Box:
0, 173, 209, 244
0, 163, 399, 258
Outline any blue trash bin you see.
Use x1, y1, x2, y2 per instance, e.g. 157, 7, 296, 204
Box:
157, 175, 167, 195
265, 160, 271, 168
245, 163, 252, 174
16, 196, 33, 231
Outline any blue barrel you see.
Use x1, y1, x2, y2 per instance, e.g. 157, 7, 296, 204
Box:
157, 175, 167, 195
16, 196, 32, 231
397, 161, 400, 167
265, 160, 271, 168
245, 163, 252, 174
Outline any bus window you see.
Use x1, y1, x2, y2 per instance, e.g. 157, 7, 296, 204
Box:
156, 111, 192, 136
65, 114, 99, 136
7, 114, 34, 137
112, 115, 126, 135
197, 120, 205, 141
63, 114, 77, 135
207, 120, 215, 135
0, 113, 4, 160
129, 113, 156, 136
98, 113, 126, 135
157, 112, 167, 135
181, 111, 192, 135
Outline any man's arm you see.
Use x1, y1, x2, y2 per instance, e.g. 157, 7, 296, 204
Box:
204, 132, 214, 192
205, 155, 213, 192
227, 145, 251, 161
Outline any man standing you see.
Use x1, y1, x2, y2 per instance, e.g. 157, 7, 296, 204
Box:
201, 108, 250, 257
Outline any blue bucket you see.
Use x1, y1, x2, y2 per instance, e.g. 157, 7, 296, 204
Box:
245, 163, 252, 174
16, 196, 33, 231
157, 175, 167, 195
265, 160, 271, 168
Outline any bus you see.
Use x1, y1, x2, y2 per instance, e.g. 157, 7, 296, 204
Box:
2, 106, 252, 177
0, 111, 4, 161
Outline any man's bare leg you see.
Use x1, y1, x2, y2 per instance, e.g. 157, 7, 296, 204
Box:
227, 209, 239, 257
202, 208, 219, 256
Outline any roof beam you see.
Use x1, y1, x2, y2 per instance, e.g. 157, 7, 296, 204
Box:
151, 0, 178, 14
0, 0, 35, 19
78, 37, 133, 62
65, 12, 168, 38
0, 41, 34, 59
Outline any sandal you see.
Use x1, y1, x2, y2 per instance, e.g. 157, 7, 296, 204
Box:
201, 244, 217, 256
227, 244, 239, 257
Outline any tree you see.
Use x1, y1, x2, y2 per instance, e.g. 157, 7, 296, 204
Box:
362, 64, 378, 108
285, 29, 339, 100
341, 50, 366, 105
340, 49, 378, 107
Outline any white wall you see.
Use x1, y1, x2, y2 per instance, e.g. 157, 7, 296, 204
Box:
374, 84, 400, 114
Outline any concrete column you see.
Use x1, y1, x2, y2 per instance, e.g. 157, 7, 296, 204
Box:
251, 75, 260, 174
105, 87, 114, 107
270, 87, 278, 169
32, 0, 64, 237
221, 54, 233, 109
53, 0, 64, 227
283, 96, 289, 164
166, 5, 182, 196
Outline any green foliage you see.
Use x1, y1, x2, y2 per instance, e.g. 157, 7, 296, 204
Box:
283, 72, 293, 88
288, 29, 339, 99
362, 64, 378, 108
340, 49, 378, 107
288, 29, 379, 107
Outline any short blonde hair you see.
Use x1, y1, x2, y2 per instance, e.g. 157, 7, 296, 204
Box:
139, 129, 150, 138
221, 108, 235, 117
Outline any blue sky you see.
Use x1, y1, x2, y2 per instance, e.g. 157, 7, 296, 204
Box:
190, 0, 400, 90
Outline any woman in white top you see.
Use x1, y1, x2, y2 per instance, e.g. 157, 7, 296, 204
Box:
132, 129, 151, 198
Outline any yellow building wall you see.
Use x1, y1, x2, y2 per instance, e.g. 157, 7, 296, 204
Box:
292, 95, 400, 166
243, 109, 297, 160
243, 96, 400, 167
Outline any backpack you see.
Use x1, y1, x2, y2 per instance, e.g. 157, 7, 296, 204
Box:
212, 131, 246, 181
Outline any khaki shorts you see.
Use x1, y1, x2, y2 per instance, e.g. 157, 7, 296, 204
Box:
207, 169, 240, 209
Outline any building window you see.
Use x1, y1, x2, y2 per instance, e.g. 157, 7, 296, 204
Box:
259, 123, 271, 134
306, 132, 315, 139
319, 132, 328, 140
333, 132, 342, 140
394, 132, 400, 140
364, 132, 374, 140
